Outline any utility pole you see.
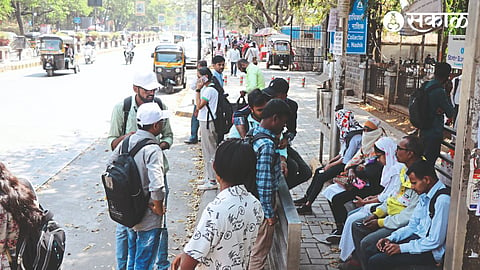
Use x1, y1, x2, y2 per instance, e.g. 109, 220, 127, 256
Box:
197, 0, 202, 61
329, 0, 349, 158
444, 1, 480, 269
211, 0, 214, 62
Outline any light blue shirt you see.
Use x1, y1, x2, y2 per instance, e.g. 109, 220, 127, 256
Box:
387, 181, 450, 263
342, 134, 362, 164
227, 114, 287, 158
213, 70, 224, 88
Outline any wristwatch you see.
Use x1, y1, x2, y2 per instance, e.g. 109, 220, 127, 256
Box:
196, 89, 201, 92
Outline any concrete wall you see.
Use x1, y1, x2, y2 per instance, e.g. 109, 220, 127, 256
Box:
345, 54, 365, 98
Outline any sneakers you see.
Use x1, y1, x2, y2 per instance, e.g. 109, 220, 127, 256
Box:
325, 229, 342, 244
293, 196, 307, 206
184, 139, 198, 144
296, 204, 313, 215
197, 181, 218, 190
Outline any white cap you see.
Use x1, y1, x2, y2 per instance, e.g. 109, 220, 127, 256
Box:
136, 103, 170, 127
133, 71, 161, 90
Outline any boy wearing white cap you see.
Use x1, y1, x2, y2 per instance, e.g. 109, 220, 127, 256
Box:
108, 102, 170, 269
108, 71, 173, 270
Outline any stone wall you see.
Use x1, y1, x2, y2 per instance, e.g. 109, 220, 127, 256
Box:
345, 54, 365, 98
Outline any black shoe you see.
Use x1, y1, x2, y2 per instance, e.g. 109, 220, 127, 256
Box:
184, 139, 198, 144
297, 205, 313, 215
293, 196, 307, 206
325, 229, 342, 244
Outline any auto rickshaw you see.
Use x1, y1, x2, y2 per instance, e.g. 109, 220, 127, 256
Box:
266, 38, 291, 70
39, 34, 80, 77
151, 44, 186, 94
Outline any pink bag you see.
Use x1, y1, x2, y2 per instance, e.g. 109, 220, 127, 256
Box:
352, 178, 367, 189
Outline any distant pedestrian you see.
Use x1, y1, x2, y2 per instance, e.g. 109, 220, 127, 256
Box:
195, 67, 219, 190
418, 62, 455, 166
450, 74, 462, 126
214, 43, 224, 57
237, 59, 265, 97
228, 45, 241, 76
108, 102, 170, 270
107, 70, 173, 270
248, 99, 292, 270
0, 162, 43, 270
171, 139, 264, 270
185, 60, 208, 145
244, 42, 259, 65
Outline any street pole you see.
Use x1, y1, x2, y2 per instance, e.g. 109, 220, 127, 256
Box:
197, 0, 202, 61
211, 0, 214, 62
329, 0, 349, 159
444, 1, 480, 269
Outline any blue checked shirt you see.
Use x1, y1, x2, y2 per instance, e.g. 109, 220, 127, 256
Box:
387, 181, 450, 263
251, 126, 282, 218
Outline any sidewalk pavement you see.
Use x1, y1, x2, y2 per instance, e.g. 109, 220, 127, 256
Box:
175, 65, 407, 269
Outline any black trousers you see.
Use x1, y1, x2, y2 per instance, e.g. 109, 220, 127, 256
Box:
329, 183, 384, 227
286, 146, 312, 189
305, 163, 345, 203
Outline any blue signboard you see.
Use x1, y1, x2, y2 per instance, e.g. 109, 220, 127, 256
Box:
346, 0, 368, 55
73, 17, 81, 24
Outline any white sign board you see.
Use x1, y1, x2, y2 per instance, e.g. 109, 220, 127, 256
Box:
328, 9, 338, 32
332, 32, 343, 55
447, 35, 465, 69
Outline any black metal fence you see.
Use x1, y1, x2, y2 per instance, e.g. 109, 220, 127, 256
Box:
369, 64, 385, 96
281, 27, 323, 72
396, 70, 421, 107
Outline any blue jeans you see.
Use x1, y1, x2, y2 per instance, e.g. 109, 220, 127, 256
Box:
189, 105, 199, 142
116, 176, 169, 270
116, 224, 130, 270
128, 228, 161, 270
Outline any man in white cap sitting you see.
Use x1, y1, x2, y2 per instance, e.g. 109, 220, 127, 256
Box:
108, 102, 170, 269
108, 70, 173, 270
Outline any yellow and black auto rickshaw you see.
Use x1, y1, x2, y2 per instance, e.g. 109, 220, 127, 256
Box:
152, 44, 186, 94
266, 38, 291, 70
39, 34, 79, 77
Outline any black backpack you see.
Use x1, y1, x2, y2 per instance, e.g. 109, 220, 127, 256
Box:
102, 135, 158, 228
408, 82, 439, 129
122, 97, 165, 134
15, 209, 66, 270
207, 77, 234, 145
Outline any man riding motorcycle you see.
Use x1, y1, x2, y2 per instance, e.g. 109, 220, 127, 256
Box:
123, 37, 135, 59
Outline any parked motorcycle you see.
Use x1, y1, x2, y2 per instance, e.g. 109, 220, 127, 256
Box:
84, 44, 96, 64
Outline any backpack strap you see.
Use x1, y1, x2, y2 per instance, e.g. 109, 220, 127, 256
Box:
426, 187, 451, 236
122, 97, 133, 135
122, 97, 165, 135
129, 138, 159, 157
121, 135, 159, 157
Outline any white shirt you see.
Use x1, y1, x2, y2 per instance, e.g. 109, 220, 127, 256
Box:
228, 48, 241, 63
197, 85, 218, 121
184, 185, 264, 269
245, 47, 259, 63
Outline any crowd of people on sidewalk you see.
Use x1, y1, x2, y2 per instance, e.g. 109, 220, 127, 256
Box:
0, 55, 459, 270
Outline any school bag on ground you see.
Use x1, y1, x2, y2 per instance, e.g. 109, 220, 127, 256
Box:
207, 77, 234, 144
102, 135, 157, 228
408, 82, 440, 129
15, 208, 66, 270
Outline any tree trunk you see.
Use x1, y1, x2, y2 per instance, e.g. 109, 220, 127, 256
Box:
13, 1, 25, 35
253, 0, 276, 27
